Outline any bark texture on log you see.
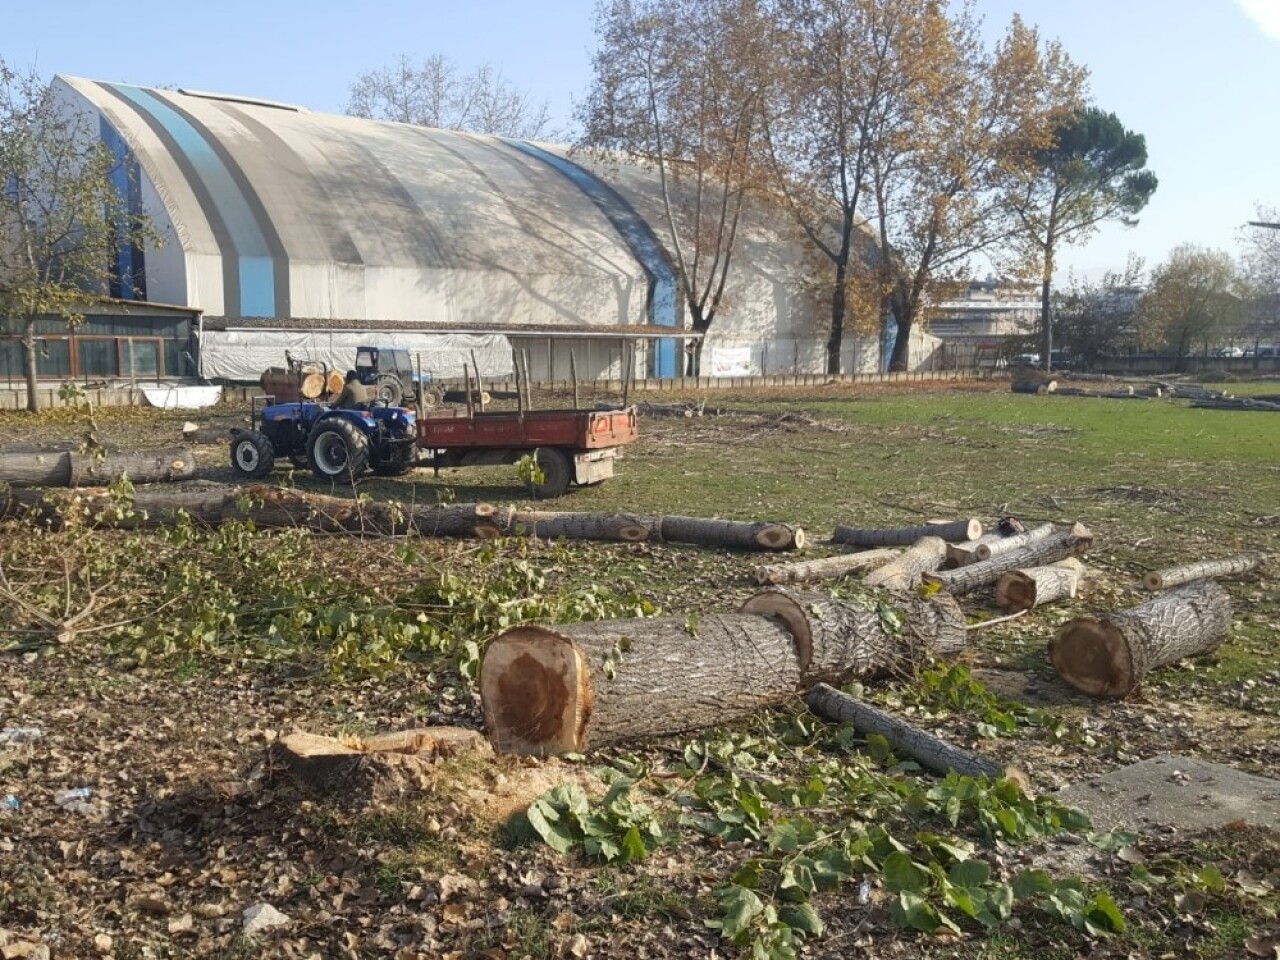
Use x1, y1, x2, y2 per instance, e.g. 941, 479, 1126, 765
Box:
833, 519, 982, 547
270, 728, 489, 807
1049, 581, 1233, 698
805, 684, 1009, 782
753, 549, 899, 586
864, 536, 947, 592
482, 614, 803, 755
1142, 555, 1260, 591
995, 558, 1085, 612
658, 516, 805, 551
739, 588, 965, 684
495, 508, 655, 543
974, 523, 1056, 561
923, 525, 1092, 597
0, 447, 197, 488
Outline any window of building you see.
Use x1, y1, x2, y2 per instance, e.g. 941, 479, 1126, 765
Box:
77, 338, 120, 377
35, 339, 71, 377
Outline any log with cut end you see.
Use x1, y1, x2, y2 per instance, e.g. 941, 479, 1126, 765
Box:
753, 548, 899, 586
0, 447, 197, 487
271, 728, 490, 805
1049, 581, 1233, 698
975, 523, 1056, 561
923, 525, 1092, 597
1142, 555, 1260, 591
832, 518, 983, 547
1012, 379, 1057, 395
739, 588, 966, 684
495, 508, 655, 543
804, 684, 1018, 785
658, 516, 805, 551
864, 536, 947, 592
482, 613, 803, 755
995, 558, 1085, 612
946, 533, 1006, 569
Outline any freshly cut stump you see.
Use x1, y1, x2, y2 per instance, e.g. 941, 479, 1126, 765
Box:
832, 519, 982, 547
271, 728, 490, 806
482, 614, 802, 755
1142, 555, 1259, 591
995, 558, 1086, 612
1049, 581, 1233, 698
739, 588, 966, 684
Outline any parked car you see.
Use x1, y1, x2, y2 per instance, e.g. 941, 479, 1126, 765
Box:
1243, 346, 1280, 358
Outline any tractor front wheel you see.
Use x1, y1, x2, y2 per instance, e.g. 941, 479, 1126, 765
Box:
307, 418, 370, 482
230, 430, 275, 479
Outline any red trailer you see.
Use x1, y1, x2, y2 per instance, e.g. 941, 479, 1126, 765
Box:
415, 406, 639, 498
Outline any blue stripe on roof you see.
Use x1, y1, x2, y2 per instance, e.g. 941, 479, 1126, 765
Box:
501, 139, 680, 377
106, 83, 274, 317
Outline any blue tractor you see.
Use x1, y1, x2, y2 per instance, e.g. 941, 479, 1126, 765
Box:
230, 400, 418, 481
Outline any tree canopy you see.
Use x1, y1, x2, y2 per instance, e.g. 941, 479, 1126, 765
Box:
1139, 245, 1240, 366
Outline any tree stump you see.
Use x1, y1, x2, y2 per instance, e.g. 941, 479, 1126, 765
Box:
1049, 581, 1233, 698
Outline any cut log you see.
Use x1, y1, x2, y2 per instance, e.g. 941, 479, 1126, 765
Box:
805, 684, 1017, 784
1142, 555, 1260, 591
752, 548, 899, 586
994, 558, 1086, 612
324, 369, 345, 397
864, 536, 947, 592
0, 447, 197, 488
441, 389, 492, 406
496, 508, 655, 543
922, 524, 1092, 597
658, 516, 805, 551
181, 424, 232, 445
1012, 379, 1057, 395
482, 613, 802, 755
832, 518, 982, 547
946, 533, 1006, 569
974, 522, 1056, 561
270, 728, 490, 806
739, 588, 966, 684
1050, 581, 1233, 698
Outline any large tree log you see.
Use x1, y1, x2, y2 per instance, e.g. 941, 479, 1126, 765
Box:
494, 508, 655, 543
658, 516, 805, 551
832, 518, 982, 547
752, 548, 899, 586
0, 447, 197, 487
481, 588, 968, 755
995, 558, 1086, 612
974, 522, 1056, 561
924, 525, 1092, 596
1011, 379, 1057, 395
864, 536, 947, 592
805, 684, 1016, 784
1142, 555, 1260, 591
1049, 581, 1233, 698
739, 588, 965, 684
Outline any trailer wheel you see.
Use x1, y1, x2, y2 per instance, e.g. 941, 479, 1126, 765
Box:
307, 418, 370, 481
531, 447, 572, 499
372, 442, 417, 477
230, 430, 275, 479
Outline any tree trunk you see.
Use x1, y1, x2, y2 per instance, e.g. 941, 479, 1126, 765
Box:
827, 256, 848, 376
0, 447, 198, 487
1040, 272, 1053, 373
752, 548, 899, 586
1011, 379, 1057, 395
864, 536, 947, 593
1049, 581, 1233, 698
805, 684, 1013, 783
496, 508, 655, 543
1142, 555, 1260, 591
975, 523, 1056, 562
995, 558, 1085, 613
888, 290, 912, 372
22, 332, 39, 414
658, 516, 805, 551
270, 729, 489, 807
482, 614, 803, 755
739, 588, 965, 685
922, 525, 1092, 596
833, 519, 982, 548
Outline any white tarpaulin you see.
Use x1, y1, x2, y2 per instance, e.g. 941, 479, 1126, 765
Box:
199, 329, 515, 382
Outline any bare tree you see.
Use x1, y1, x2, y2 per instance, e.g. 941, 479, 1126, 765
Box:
580, 0, 775, 374
346, 54, 556, 140
1238, 206, 1280, 350
0, 61, 158, 411
1055, 255, 1145, 369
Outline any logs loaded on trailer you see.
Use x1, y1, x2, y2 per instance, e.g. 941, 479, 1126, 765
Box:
0, 446, 197, 488
1049, 581, 1233, 698
480, 587, 966, 755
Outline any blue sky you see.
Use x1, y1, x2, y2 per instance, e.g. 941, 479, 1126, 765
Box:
5, 0, 1277, 279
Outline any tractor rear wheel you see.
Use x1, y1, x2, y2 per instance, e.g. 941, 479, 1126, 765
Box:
531, 447, 572, 499
307, 418, 370, 482
230, 430, 275, 479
